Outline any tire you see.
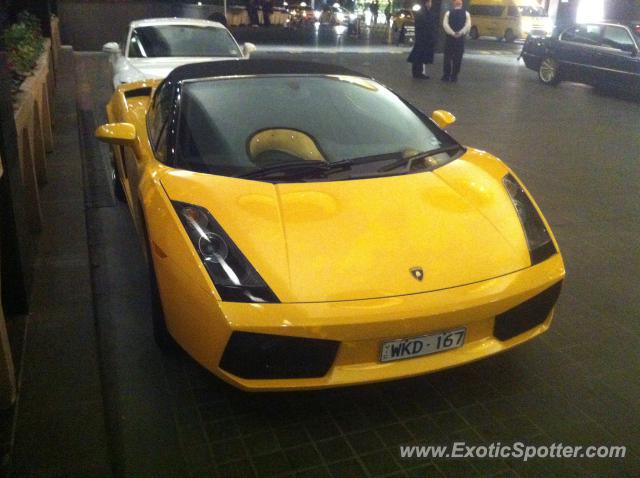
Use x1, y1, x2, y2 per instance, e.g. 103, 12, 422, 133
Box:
504, 29, 516, 43
538, 57, 561, 85
110, 153, 127, 203
146, 242, 179, 353
470, 26, 479, 39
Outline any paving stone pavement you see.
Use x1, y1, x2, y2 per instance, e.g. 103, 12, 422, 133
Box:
7, 48, 112, 477
65, 48, 640, 478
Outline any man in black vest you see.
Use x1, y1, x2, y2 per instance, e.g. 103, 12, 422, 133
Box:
407, 0, 437, 79
441, 0, 471, 82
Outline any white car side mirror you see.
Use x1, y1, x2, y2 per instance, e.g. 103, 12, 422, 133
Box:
243, 42, 257, 58
102, 42, 121, 55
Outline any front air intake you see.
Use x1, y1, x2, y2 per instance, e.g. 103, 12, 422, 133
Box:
220, 332, 340, 379
493, 281, 563, 341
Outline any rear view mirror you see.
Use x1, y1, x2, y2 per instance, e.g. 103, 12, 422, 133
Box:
431, 110, 456, 129
102, 42, 121, 54
95, 123, 136, 146
243, 42, 257, 58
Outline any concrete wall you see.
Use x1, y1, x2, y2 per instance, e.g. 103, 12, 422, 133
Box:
548, 0, 639, 27
59, 1, 175, 50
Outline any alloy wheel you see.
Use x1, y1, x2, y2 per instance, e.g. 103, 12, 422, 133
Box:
539, 57, 560, 85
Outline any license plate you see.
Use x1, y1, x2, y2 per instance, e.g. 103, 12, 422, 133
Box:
380, 328, 466, 362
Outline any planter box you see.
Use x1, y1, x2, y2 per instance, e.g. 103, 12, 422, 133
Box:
12, 39, 55, 233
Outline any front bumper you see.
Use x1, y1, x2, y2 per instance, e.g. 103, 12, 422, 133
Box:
201, 254, 564, 391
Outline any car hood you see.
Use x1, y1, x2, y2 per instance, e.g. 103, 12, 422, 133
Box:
161, 155, 530, 303
116, 57, 241, 84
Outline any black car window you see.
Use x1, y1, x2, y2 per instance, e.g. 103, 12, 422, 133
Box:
518, 6, 545, 16
128, 25, 242, 58
507, 6, 518, 17
561, 24, 602, 46
154, 121, 168, 163
468, 5, 505, 16
148, 81, 173, 153
602, 26, 635, 52
467, 5, 481, 14
175, 75, 457, 180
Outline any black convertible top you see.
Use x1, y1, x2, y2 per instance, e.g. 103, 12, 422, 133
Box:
164, 59, 368, 85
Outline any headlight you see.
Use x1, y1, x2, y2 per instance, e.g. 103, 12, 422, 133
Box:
503, 174, 556, 265
172, 201, 279, 303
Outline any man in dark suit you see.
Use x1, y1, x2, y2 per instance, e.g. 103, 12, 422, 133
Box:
407, 0, 437, 79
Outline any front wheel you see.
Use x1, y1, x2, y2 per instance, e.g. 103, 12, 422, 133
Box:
469, 26, 479, 39
146, 244, 179, 353
110, 150, 126, 203
504, 28, 516, 43
112, 168, 126, 203
538, 57, 561, 85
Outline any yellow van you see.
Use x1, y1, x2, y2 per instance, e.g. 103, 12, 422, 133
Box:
468, 0, 552, 42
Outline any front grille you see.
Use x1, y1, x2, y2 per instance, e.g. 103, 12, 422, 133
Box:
220, 332, 340, 379
493, 281, 563, 341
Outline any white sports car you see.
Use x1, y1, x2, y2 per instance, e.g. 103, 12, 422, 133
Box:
102, 17, 256, 89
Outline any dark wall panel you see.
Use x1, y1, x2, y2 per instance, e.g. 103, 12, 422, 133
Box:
58, 1, 174, 51
0, 54, 33, 315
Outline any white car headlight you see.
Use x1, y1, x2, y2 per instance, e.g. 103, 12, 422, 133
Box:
173, 201, 279, 303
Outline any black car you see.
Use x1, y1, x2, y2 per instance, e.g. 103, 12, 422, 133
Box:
520, 22, 640, 91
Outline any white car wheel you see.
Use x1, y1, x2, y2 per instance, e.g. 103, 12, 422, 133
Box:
538, 57, 560, 85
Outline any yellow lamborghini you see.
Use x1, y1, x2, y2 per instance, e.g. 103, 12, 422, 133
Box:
96, 60, 564, 391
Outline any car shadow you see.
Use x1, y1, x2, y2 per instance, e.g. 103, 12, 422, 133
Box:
162, 339, 550, 445
591, 83, 640, 103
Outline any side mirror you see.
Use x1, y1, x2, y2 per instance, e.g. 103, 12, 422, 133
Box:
102, 42, 121, 55
431, 110, 456, 129
95, 123, 136, 146
243, 42, 257, 58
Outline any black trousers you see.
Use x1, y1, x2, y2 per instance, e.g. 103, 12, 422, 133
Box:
443, 36, 465, 79
412, 62, 425, 77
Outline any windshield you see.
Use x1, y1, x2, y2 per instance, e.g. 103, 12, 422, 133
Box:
128, 25, 242, 58
518, 6, 546, 16
175, 75, 459, 181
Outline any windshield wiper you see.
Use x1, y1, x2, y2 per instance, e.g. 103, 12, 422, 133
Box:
239, 159, 352, 180
378, 145, 464, 173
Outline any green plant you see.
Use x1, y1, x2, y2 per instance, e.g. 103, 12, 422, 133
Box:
17, 11, 44, 38
3, 11, 44, 84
